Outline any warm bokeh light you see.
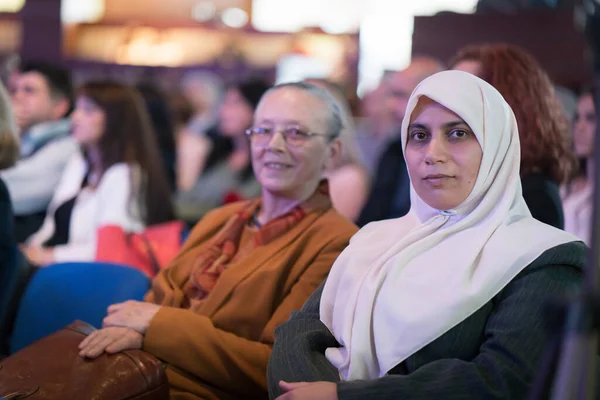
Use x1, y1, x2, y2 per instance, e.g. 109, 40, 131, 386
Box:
0, 0, 25, 13
62, 0, 105, 24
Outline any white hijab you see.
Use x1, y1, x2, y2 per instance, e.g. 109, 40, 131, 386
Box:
320, 70, 579, 381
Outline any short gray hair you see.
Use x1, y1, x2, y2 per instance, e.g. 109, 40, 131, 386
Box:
262, 81, 344, 138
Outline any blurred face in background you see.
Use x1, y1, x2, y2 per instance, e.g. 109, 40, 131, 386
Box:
573, 93, 596, 159
384, 71, 415, 126
70, 96, 106, 147
218, 88, 254, 137
9, 71, 68, 134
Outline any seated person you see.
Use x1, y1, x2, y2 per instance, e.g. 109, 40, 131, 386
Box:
3, 61, 78, 242
176, 80, 270, 221
562, 89, 595, 245
267, 71, 585, 400
21, 81, 174, 265
78, 82, 359, 400
451, 44, 576, 229
0, 79, 20, 284
305, 78, 370, 223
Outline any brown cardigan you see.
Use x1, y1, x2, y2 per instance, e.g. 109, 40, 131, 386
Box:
143, 200, 358, 400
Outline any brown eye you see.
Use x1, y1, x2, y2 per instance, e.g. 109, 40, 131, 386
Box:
449, 129, 469, 139
410, 131, 428, 141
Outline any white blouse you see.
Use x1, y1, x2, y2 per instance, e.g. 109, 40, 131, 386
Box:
562, 184, 592, 245
28, 152, 145, 262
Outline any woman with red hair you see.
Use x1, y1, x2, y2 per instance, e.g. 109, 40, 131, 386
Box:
450, 43, 577, 229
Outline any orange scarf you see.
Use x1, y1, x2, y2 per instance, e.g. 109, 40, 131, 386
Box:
183, 181, 331, 301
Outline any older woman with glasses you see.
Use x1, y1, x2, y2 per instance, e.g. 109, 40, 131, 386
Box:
78, 82, 359, 400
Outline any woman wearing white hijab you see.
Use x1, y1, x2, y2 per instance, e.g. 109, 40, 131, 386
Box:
267, 70, 585, 400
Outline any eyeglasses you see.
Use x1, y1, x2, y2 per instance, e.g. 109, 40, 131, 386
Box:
245, 127, 335, 147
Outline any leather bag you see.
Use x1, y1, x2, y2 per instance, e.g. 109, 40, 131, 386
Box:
0, 320, 169, 399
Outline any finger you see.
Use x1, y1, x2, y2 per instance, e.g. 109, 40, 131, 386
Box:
105, 334, 139, 354
79, 330, 113, 354
107, 302, 125, 314
81, 335, 114, 358
78, 330, 101, 349
279, 381, 310, 392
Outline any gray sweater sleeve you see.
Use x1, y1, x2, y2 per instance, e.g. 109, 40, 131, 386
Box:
267, 282, 341, 398
267, 242, 586, 400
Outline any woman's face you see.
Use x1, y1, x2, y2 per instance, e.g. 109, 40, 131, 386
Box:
70, 96, 106, 147
573, 93, 596, 158
218, 88, 254, 137
250, 87, 340, 200
405, 98, 482, 210
452, 60, 483, 78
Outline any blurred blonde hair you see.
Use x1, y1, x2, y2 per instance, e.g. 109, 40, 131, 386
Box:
0, 80, 19, 170
304, 78, 365, 169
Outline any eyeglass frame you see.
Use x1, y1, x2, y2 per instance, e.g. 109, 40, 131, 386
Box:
245, 126, 337, 146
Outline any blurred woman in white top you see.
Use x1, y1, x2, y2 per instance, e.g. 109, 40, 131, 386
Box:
22, 81, 174, 265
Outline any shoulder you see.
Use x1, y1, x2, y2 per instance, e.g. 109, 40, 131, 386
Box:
526, 241, 587, 272
495, 241, 586, 304
305, 208, 359, 245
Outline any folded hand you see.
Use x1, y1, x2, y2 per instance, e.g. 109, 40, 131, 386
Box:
78, 327, 142, 359
102, 300, 161, 334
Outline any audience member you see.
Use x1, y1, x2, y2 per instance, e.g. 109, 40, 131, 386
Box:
356, 57, 444, 226
21, 81, 174, 265
305, 78, 370, 222
451, 43, 577, 228
3, 61, 78, 242
267, 70, 584, 400
175, 79, 269, 221
354, 71, 396, 175
562, 89, 595, 244
137, 82, 177, 191
0, 80, 20, 276
77, 82, 358, 400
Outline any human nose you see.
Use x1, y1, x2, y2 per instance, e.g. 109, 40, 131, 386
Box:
423, 135, 449, 165
265, 130, 287, 151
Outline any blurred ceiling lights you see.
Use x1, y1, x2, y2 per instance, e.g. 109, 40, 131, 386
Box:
192, 1, 217, 22
62, 0, 105, 23
0, 0, 25, 13
191, 1, 249, 28
221, 7, 249, 28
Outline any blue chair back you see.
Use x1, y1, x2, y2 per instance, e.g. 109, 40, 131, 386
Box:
9, 262, 150, 354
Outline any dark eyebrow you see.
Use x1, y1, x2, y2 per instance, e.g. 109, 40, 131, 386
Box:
408, 123, 428, 131
444, 120, 470, 129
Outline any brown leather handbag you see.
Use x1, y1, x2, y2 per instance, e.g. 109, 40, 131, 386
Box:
0, 321, 169, 399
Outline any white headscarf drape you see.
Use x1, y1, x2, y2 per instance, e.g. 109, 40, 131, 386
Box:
320, 70, 579, 381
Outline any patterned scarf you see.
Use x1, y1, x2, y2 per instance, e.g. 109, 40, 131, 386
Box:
183, 180, 331, 301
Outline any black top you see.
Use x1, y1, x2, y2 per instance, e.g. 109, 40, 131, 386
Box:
42, 196, 76, 247
42, 173, 90, 247
521, 173, 564, 229
357, 137, 410, 227
0, 178, 16, 263
267, 241, 589, 400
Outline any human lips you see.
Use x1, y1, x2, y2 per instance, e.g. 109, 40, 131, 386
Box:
263, 161, 293, 170
422, 174, 455, 186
